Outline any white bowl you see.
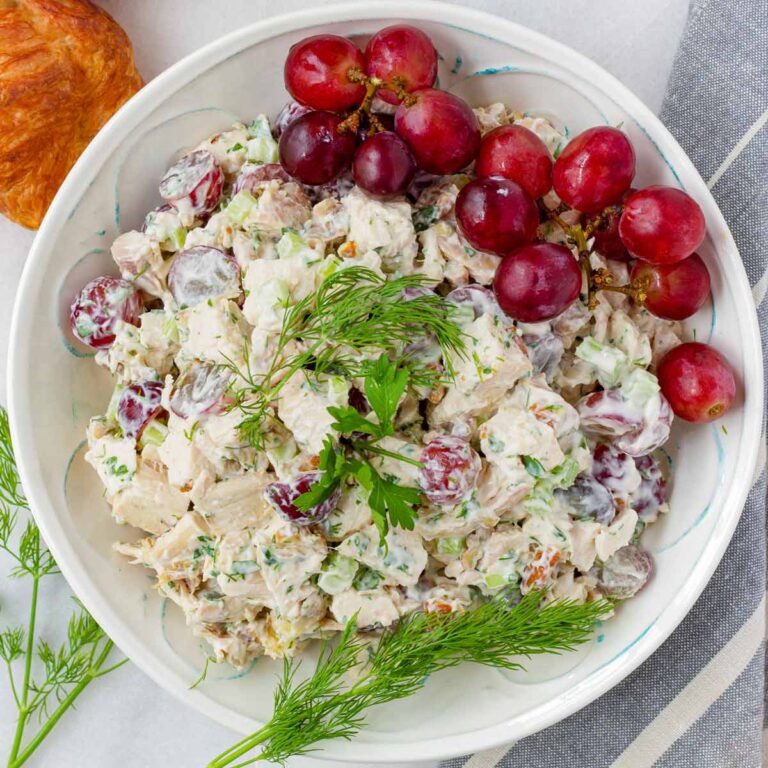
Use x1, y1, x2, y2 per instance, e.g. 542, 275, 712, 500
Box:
8, 1, 763, 762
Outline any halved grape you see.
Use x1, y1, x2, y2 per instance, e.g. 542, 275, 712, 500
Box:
597, 544, 653, 599
284, 34, 366, 111
556, 474, 616, 525
418, 435, 481, 506
576, 390, 644, 437
232, 163, 290, 195
446, 284, 507, 322
394, 88, 480, 174
352, 131, 416, 199
592, 443, 638, 497
552, 126, 635, 213
70, 276, 143, 349
630, 253, 711, 320
169, 362, 232, 420
523, 332, 564, 380
657, 342, 736, 422
493, 243, 582, 322
167, 246, 241, 309
475, 124, 553, 199
364, 25, 438, 104
265, 471, 341, 525
278, 110, 356, 186
619, 186, 706, 264
117, 380, 164, 439
631, 454, 668, 520
159, 150, 223, 219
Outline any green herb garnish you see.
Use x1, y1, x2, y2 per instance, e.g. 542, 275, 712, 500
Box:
293, 355, 423, 538
227, 267, 466, 450
207, 592, 612, 767
0, 407, 126, 768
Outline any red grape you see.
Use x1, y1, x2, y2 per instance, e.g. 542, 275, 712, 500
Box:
619, 186, 706, 264
364, 25, 438, 105
446, 285, 506, 322
168, 246, 241, 309
493, 243, 582, 322
278, 110, 356, 185
475, 124, 553, 199
70, 276, 143, 349
117, 380, 164, 439
577, 390, 644, 437
598, 544, 653, 599
418, 436, 481, 506
657, 342, 736, 422
232, 163, 290, 195
284, 34, 366, 112
593, 443, 637, 497
455, 177, 538, 255
352, 131, 416, 199
556, 474, 616, 524
273, 101, 312, 137
552, 126, 635, 213
159, 150, 223, 219
265, 471, 341, 525
632, 454, 668, 520
630, 253, 711, 320
394, 88, 480, 174
592, 188, 635, 262
169, 362, 232, 420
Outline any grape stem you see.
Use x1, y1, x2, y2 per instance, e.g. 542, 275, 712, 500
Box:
338, 68, 415, 136
549, 204, 643, 310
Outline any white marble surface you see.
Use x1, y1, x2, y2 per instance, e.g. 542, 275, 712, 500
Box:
0, 1, 688, 766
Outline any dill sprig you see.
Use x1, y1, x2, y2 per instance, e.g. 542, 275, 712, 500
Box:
226, 267, 467, 448
0, 406, 127, 768
208, 592, 612, 767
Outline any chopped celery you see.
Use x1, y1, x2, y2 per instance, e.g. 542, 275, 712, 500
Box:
621, 367, 660, 406
162, 313, 180, 343
436, 537, 465, 556
327, 376, 349, 407
276, 230, 309, 260
317, 553, 359, 596
167, 227, 187, 251
523, 484, 554, 516
139, 420, 169, 449
247, 114, 272, 138
575, 336, 628, 387
318, 255, 341, 281
246, 136, 279, 164
484, 573, 507, 590
545, 456, 580, 490
225, 190, 257, 226
105, 383, 125, 424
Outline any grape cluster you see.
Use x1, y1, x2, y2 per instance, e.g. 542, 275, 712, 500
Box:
279, 26, 478, 193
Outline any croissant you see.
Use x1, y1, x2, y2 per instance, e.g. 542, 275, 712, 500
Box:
0, 0, 143, 229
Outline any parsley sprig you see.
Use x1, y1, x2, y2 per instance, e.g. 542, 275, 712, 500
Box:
0, 407, 127, 768
207, 591, 612, 767
227, 267, 466, 449
294, 355, 423, 538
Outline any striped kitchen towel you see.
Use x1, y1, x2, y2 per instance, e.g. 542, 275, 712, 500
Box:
441, 1, 768, 766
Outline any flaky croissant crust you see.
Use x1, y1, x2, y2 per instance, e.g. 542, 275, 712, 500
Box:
0, 0, 143, 229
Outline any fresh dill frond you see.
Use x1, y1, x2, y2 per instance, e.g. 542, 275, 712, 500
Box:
207, 593, 612, 767
228, 267, 467, 447
0, 406, 127, 768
